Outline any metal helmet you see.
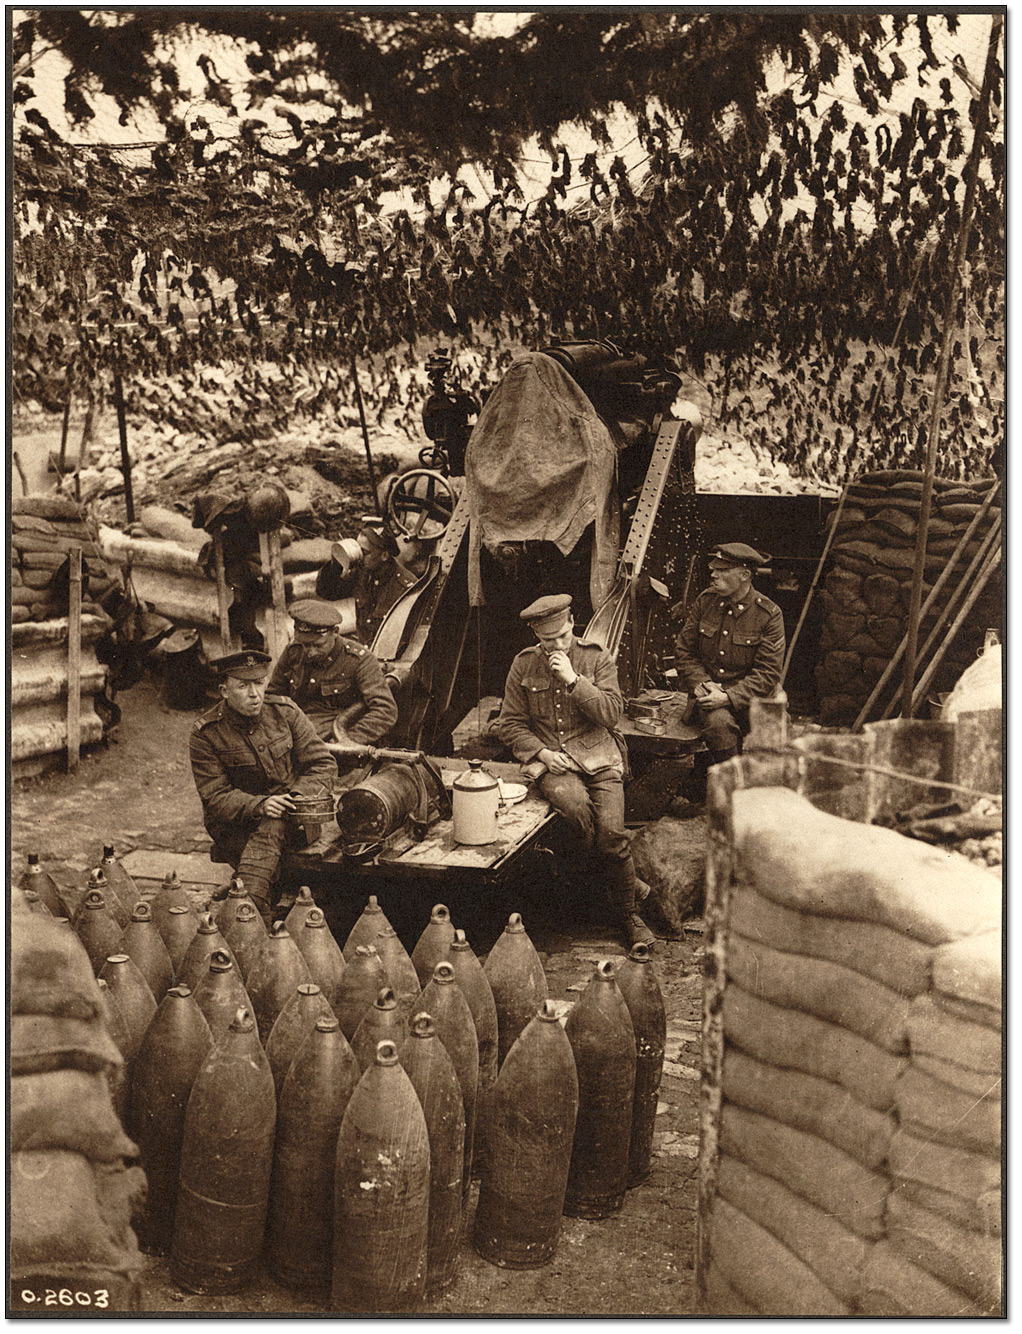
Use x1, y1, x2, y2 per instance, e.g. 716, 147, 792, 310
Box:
243, 482, 290, 532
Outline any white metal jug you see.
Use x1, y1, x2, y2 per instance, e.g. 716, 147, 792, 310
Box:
452, 760, 500, 845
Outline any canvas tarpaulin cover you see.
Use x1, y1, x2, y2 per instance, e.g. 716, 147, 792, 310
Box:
465, 351, 620, 608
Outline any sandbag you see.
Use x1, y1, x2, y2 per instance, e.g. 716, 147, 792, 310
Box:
869, 507, 917, 538
11, 1014, 122, 1077
11, 1071, 136, 1162
282, 537, 335, 570
629, 814, 705, 928
906, 994, 1000, 1075
890, 1128, 1000, 1213
137, 504, 206, 548
703, 1259, 759, 1315
943, 644, 1001, 722
716, 1154, 868, 1307
11, 912, 104, 1021
720, 1103, 887, 1240
731, 787, 1001, 945
823, 568, 862, 602
859, 1240, 988, 1318
21, 568, 56, 590
933, 990, 1001, 1032
932, 929, 1000, 1011
911, 1051, 1002, 1101
723, 983, 905, 1111
722, 1047, 894, 1170
12, 496, 83, 520
708, 1197, 849, 1315
887, 1190, 1002, 1312
11, 605, 30, 623
938, 502, 990, 522
894, 1064, 1000, 1158
861, 573, 901, 616
901, 1178, 1001, 1238
10, 1151, 136, 1272
727, 931, 910, 1054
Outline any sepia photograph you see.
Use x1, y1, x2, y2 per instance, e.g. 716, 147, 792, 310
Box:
9, 7, 1004, 1318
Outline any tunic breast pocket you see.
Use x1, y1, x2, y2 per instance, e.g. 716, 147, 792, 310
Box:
268, 735, 292, 759
521, 676, 554, 719
319, 679, 352, 703
730, 632, 762, 669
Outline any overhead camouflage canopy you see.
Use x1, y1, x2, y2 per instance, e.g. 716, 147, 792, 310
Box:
12, 11, 1004, 485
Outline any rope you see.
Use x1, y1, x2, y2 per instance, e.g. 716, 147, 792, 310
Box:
749, 742, 1001, 804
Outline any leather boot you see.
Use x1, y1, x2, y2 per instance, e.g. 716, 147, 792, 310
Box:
606, 861, 655, 949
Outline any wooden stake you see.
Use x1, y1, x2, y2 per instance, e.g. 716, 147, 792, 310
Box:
901, 20, 1001, 718
58, 367, 73, 472
258, 528, 288, 660
351, 358, 381, 514
66, 546, 82, 772
113, 369, 136, 524
212, 530, 234, 653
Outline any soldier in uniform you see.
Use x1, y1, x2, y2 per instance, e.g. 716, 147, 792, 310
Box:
673, 542, 785, 764
267, 598, 398, 743
189, 650, 336, 924
498, 594, 655, 948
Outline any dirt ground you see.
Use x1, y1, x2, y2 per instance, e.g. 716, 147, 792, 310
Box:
11, 674, 709, 1318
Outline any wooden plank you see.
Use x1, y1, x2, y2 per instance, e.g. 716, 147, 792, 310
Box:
266, 527, 289, 654
212, 530, 234, 653
65, 547, 82, 773
113, 369, 135, 524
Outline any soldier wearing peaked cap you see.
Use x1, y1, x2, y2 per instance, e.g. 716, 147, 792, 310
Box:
266, 598, 397, 744
674, 542, 785, 765
189, 650, 336, 924
498, 594, 656, 949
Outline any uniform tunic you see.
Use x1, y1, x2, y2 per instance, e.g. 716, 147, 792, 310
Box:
498, 638, 639, 896
190, 695, 335, 884
674, 586, 785, 748
267, 636, 397, 743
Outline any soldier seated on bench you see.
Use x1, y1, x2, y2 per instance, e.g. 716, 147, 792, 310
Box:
190, 650, 335, 925
267, 599, 398, 745
673, 542, 785, 766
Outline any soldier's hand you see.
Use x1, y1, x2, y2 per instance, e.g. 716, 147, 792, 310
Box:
696, 683, 730, 709
262, 793, 297, 818
546, 651, 578, 686
538, 748, 574, 775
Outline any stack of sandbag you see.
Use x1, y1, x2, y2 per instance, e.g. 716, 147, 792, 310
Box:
815, 470, 1002, 725
873, 930, 1002, 1317
703, 786, 1001, 1317
11, 495, 119, 624
11, 895, 145, 1311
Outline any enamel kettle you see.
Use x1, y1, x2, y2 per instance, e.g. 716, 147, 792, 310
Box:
452, 760, 500, 845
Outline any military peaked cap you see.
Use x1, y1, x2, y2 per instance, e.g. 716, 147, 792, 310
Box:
289, 599, 341, 630
709, 542, 770, 570
212, 649, 272, 681
520, 593, 573, 632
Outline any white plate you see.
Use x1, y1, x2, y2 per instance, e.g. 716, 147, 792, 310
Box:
498, 781, 528, 805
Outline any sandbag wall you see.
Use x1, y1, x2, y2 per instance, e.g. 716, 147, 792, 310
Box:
815, 470, 1001, 725
11, 495, 117, 776
698, 727, 1002, 1317
10, 900, 145, 1311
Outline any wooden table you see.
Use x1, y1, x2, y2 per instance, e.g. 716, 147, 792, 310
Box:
619, 690, 704, 757
288, 758, 559, 885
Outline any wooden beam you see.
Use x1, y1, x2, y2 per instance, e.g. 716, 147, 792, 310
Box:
66, 546, 82, 773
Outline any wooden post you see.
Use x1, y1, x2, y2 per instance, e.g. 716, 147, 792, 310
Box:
113, 369, 136, 524
901, 20, 1001, 718
351, 358, 381, 514
66, 546, 82, 773
212, 530, 234, 653
258, 527, 289, 660
58, 365, 73, 472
